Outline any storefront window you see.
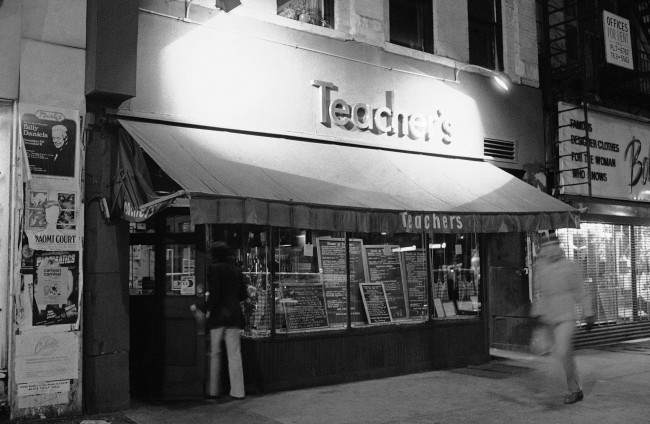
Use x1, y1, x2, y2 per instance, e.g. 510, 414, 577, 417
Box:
129, 221, 156, 234
165, 244, 196, 295
557, 223, 633, 323
429, 233, 481, 319
129, 244, 155, 295
166, 214, 194, 233
233, 226, 482, 337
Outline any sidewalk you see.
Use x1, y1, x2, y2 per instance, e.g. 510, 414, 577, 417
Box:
27, 339, 650, 424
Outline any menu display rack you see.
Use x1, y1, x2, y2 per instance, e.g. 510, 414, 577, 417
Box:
359, 282, 393, 324
363, 245, 407, 320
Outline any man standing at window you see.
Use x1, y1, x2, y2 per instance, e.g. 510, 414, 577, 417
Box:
205, 241, 248, 399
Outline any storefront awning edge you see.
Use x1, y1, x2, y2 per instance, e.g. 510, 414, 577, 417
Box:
189, 195, 580, 234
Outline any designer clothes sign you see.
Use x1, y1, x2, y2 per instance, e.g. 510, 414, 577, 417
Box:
21, 105, 79, 179
558, 101, 650, 201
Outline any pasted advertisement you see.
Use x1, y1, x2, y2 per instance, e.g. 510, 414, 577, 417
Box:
558, 101, 650, 201
25, 183, 80, 251
21, 104, 79, 179
32, 251, 79, 326
14, 331, 80, 384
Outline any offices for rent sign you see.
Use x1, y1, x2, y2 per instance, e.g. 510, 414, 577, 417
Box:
603, 10, 633, 70
558, 102, 650, 201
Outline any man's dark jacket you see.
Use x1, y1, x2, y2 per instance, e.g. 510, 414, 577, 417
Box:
206, 257, 247, 329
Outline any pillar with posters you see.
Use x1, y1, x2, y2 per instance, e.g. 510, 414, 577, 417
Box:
11, 104, 83, 418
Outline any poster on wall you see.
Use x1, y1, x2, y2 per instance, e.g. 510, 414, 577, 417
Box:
32, 251, 79, 326
14, 331, 80, 383
557, 101, 650, 201
25, 183, 81, 251
20, 104, 79, 179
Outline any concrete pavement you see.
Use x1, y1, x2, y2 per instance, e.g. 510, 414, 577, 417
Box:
28, 339, 650, 423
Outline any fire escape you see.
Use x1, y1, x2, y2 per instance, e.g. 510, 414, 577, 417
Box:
538, 0, 650, 343
539, 0, 650, 197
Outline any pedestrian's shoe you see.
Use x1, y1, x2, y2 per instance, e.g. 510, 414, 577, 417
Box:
563, 390, 584, 404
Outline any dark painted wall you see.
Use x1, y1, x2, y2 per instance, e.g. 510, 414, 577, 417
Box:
86, 0, 138, 105
84, 126, 131, 412
243, 321, 488, 394
486, 233, 532, 351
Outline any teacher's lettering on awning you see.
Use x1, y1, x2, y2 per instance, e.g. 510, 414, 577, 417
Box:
400, 212, 464, 232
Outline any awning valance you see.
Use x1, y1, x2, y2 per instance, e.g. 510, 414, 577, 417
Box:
118, 118, 579, 234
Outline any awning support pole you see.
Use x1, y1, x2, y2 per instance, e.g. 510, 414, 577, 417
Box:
424, 231, 434, 322
345, 232, 351, 329
269, 226, 276, 338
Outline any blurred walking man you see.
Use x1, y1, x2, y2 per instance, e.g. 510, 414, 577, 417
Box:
531, 230, 595, 404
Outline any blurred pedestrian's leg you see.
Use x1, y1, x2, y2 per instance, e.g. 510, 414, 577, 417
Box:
209, 327, 225, 397
224, 327, 245, 398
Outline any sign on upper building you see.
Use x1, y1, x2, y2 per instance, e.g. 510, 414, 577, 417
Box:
558, 101, 650, 201
603, 10, 633, 70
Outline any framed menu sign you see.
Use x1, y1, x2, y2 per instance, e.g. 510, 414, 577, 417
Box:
281, 281, 329, 331
401, 249, 428, 319
359, 283, 392, 324
363, 245, 407, 319
316, 237, 365, 326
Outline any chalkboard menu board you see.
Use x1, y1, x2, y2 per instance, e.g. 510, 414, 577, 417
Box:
364, 245, 407, 319
281, 281, 329, 331
401, 250, 428, 318
316, 237, 365, 326
360, 283, 392, 323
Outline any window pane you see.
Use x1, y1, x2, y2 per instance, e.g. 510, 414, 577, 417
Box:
165, 214, 194, 233
429, 233, 481, 319
130, 244, 155, 295
389, 0, 433, 53
277, 0, 335, 28
274, 228, 341, 333
165, 244, 196, 295
468, 0, 500, 70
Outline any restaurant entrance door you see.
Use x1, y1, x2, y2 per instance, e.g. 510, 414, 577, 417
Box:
128, 210, 207, 399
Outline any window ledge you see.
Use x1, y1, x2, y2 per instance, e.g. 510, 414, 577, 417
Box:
254, 13, 351, 41
382, 42, 461, 69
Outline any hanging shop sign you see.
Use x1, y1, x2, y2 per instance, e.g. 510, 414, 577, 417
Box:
603, 11, 633, 70
20, 104, 79, 180
557, 101, 650, 201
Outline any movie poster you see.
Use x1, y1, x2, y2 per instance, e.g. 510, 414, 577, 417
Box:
25, 184, 80, 251
32, 251, 79, 326
20, 105, 78, 179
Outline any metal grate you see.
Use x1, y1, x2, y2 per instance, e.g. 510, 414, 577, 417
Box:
484, 138, 517, 163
